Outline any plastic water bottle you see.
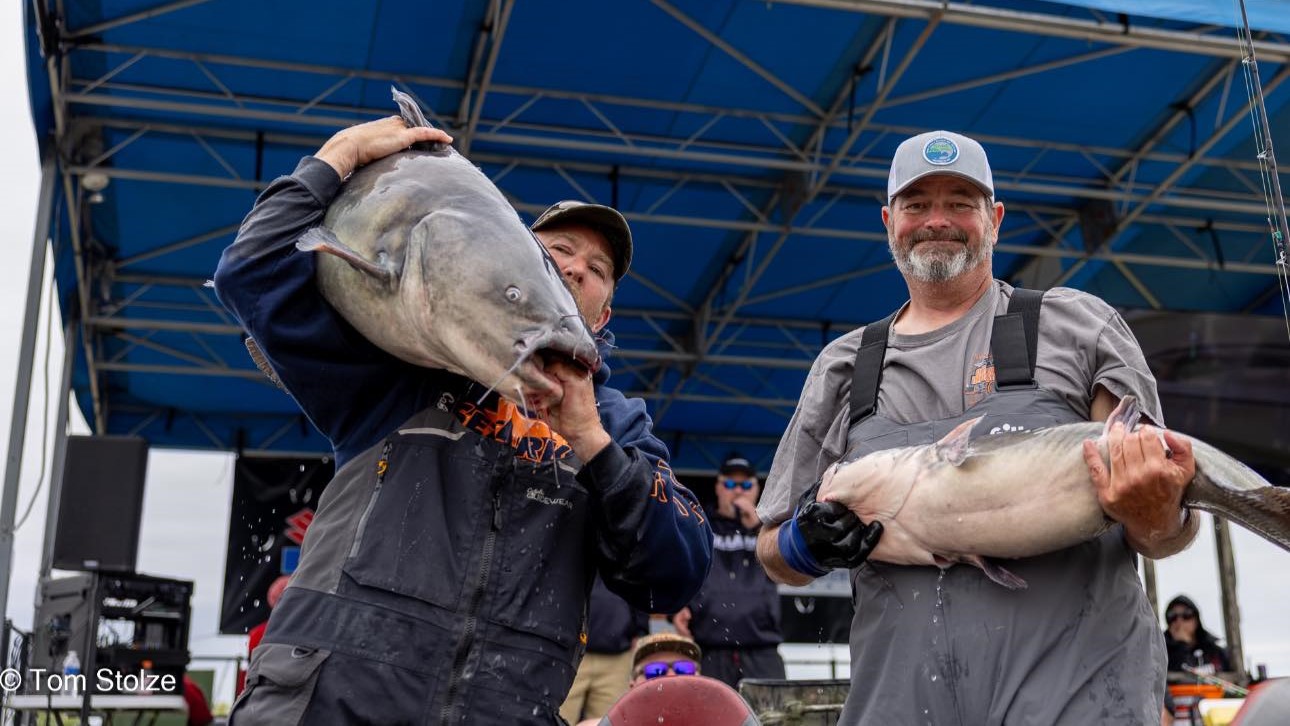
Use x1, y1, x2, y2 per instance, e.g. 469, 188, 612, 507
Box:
61, 650, 81, 697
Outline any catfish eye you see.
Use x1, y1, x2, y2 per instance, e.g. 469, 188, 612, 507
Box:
505, 285, 522, 303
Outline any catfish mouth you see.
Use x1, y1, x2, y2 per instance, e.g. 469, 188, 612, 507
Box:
534, 347, 600, 377
501, 326, 602, 407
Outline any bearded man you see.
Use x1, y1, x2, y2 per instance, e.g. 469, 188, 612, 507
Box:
754, 131, 1196, 724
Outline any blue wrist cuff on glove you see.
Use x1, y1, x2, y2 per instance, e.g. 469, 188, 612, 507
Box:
779, 512, 831, 578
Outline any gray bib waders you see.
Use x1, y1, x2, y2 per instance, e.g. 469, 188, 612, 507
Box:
233, 395, 593, 726
838, 290, 1164, 725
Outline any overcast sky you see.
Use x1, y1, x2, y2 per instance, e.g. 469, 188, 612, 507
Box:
0, 1, 1285, 711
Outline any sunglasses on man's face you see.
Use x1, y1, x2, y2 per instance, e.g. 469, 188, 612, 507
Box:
1166, 610, 1197, 623
639, 659, 699, 680
721, 479, 754, 491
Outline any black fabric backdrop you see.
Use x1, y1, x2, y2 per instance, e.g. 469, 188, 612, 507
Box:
218, 456, 333, 635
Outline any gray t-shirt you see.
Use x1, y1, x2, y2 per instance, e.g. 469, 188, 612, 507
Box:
758, 280, 1162, 524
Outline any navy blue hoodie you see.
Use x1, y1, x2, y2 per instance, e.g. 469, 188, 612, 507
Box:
212, 156, 712, 613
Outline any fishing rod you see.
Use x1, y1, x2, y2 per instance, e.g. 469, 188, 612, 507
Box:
1231, 0, 1290, 339
1181, 664, 1250, 696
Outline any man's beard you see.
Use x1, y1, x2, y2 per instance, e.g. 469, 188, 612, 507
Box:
889, 227, 993, 283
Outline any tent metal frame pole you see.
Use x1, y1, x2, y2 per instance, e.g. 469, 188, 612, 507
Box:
1010, 57, 1241, 286
1142, 558, 1159, 623
90, 288, 869, 331
0, 151, 56, 624
78, 108, 1276, 177
65, 0, 213, 39
460, 0, 515, 155
38, 320, 77, 582
709, 16, 938, 349
650, 0, 826, 118
58, 61, 1286, 204
57, 104, 1283, 217
52, 169, 1272, 268
662, 16, 910, 422
66, 155, 1283, 220
1213, 517, 1248, 682
1058, 64, 1290, 290
771, 0, 1290, 62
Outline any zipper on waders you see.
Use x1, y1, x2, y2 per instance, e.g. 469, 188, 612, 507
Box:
441, 484, 503, 724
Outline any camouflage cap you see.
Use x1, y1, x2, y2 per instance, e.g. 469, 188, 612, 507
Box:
632, 632, 702, 669
531, 200, 633, 283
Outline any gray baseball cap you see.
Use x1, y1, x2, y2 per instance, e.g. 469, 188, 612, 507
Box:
887, 130, 994, 203
531, 200, 633, 283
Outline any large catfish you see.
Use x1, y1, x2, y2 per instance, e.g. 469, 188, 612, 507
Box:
817, 396, 1290, 589
251, 88, 600, 409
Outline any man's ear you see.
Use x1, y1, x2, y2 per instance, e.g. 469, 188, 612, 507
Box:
590, 304, 612, 333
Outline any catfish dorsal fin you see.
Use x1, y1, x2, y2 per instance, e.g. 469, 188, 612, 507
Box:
1103, 395, 1142, 438
390, 87, 448, 153
297, 227, 397, 287
934, 416, 983, 466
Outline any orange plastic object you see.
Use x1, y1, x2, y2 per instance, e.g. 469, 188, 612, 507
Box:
1171, 685, 1226, 700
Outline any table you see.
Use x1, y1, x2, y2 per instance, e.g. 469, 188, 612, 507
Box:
5, 694, 186, 725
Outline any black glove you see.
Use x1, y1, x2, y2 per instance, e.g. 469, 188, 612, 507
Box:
796, 499, 883, 569
779, 478, 883, 576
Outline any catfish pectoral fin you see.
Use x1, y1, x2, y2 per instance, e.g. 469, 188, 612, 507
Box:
963, 554, 1029, 590
298, 227, 397, 286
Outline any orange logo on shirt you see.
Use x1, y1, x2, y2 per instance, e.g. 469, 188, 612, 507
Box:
964, 353, 996, 408
456, 399, 573, 464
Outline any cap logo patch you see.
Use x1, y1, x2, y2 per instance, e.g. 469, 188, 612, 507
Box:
923, 137, 959, 166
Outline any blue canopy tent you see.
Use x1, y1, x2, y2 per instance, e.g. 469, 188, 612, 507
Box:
7, 0, 1289, 627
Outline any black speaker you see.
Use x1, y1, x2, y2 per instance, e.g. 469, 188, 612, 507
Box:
52, 435, 149, 572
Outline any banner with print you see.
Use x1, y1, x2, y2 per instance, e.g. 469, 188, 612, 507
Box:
218, 456, 333, 635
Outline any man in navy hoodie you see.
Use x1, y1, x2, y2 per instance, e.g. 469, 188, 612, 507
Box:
673, 455, 784, 687
215, 116, 713, 725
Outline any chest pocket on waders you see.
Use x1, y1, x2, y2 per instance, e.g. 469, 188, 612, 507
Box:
343, 429, 495, 609
490, 461, 590, 647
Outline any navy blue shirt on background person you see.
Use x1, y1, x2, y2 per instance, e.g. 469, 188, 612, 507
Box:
674, 455, 785, 688
213, 115, 711, 725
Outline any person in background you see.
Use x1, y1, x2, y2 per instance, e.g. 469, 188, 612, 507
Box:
1164, 594, 1231, 674
574, 633, 704, 726
628, 633, 703, 687
560, 576, 650, 724
673, 455, 784, 688
237, 574, 290, 696
183, 674, 215, 726
246, 574, 291, 658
